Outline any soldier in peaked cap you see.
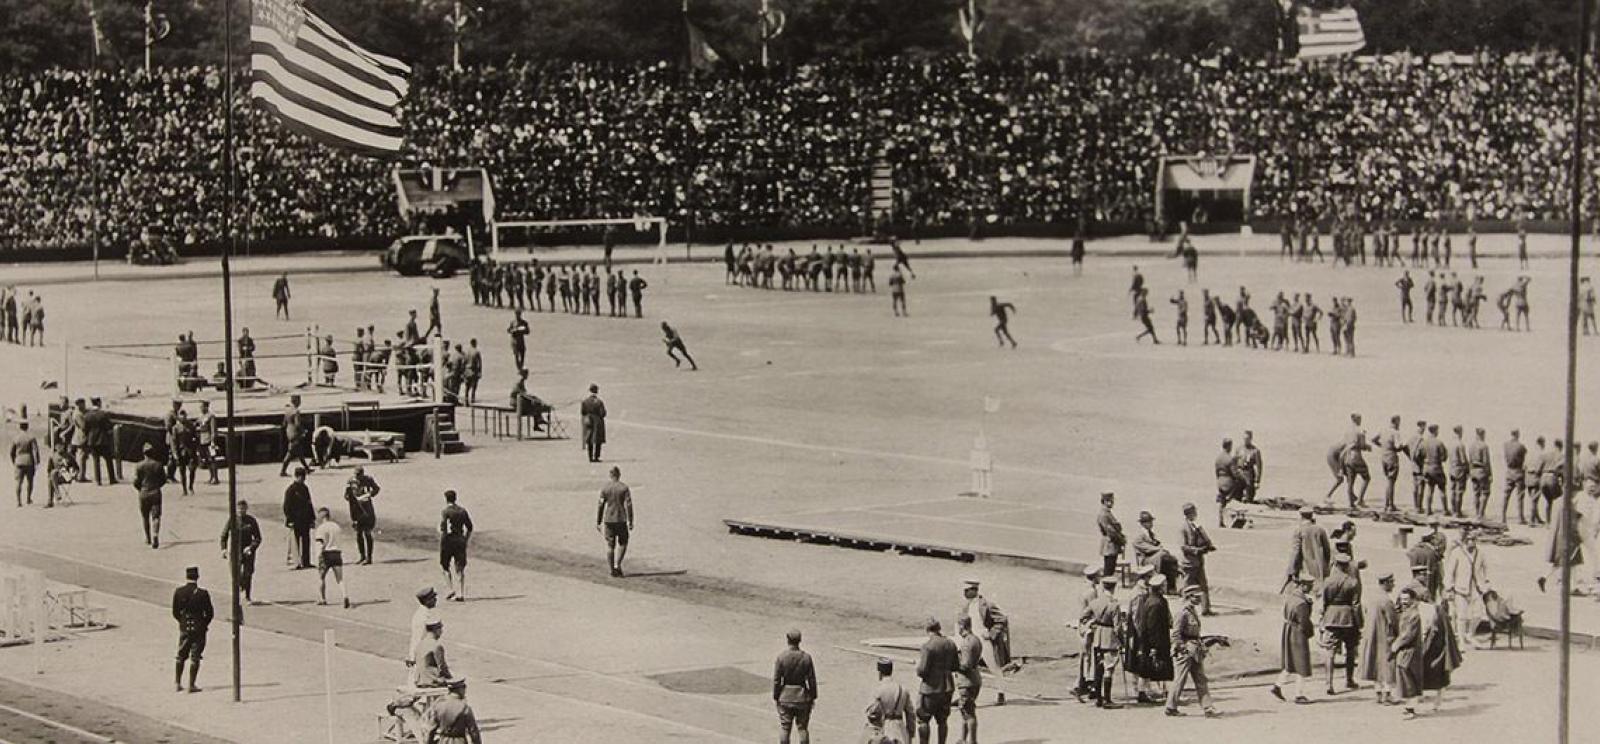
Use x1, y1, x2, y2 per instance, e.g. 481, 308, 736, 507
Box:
1081, 575, 1124, 708
1165, 583, 1218, 717
1097, 492, 1125, 579
1072, 564, 1102, 702
958, 579, 1010, 706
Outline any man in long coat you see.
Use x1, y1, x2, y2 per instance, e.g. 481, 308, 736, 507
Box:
1286, 507, 1331, 590
1126, 572, 1173, 703
958, 579, 1011, 706
1272, 578, 1315, 704
1358, 573, 1399, 704
1390, 587, 1425, 719
581, 383, 607, 463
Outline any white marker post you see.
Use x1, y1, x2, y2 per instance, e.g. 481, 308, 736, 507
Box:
29, 569, 47, 675
323, 629, 336, 744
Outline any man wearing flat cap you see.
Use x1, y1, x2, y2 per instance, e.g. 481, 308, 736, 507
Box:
171, 566, 212, 693
1096, 492, 1125, 579
1321, 553, 1363, 695
580, 383, 607, 462
958, 579, 1010, 706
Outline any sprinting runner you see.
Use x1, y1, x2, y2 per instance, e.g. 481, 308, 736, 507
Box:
990, 296, 1018, 349
660, 322, 698, 371
891, 239, 916, 279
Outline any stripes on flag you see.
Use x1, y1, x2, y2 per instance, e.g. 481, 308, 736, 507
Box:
1296, 6, 1365, 60
250, 0, 412, 156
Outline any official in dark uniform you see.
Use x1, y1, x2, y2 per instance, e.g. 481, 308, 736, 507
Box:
1214, 438, 1240, 528
172, 566, 213, 693
916, 618, 957, 744
133, 442, 166, 548
1179, 503, 1216, 615
429, 678, 483, 744
1164, 584, 1218, 717
220, 500, 263, 604
1097, 492, 1125, 578
1081, 576, 1123, 708
581, 384, 607, 462
773, 629, 817, 744
283, 467, 316, 570
1321, 554, 1363, 695
1503, 429, 1529, 525
507, 310, 530, 371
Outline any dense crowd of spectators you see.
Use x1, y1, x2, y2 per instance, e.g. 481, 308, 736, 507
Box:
1, 53, 1594, 254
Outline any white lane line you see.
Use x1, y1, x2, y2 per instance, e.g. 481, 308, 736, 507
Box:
0, 699, 119, 743
2, 545, 779, 743
612, 417, 1134, 488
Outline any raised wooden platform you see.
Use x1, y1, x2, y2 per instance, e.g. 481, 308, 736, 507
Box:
100, 385, 451, 464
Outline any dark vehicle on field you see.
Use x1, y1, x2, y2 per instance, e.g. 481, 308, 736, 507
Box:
382, 235, 470, 277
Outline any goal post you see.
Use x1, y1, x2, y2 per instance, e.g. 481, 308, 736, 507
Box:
490, 216, 670, 264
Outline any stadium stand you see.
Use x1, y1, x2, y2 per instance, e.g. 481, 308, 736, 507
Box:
0, 53, 1592, 255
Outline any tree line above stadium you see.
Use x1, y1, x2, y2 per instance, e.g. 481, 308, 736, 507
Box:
0, 0, 1589, 72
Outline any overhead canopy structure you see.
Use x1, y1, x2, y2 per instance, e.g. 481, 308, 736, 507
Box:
1153, 154, 1257, 231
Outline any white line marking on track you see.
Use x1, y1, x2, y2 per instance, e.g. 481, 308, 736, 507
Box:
613, 418, 1131, 488
3, 545, 783, 743
0, 699, 120, 743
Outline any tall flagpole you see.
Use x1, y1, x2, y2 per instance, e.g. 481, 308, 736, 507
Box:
1559, 2, 1591, 742
222, 0, 244, 705
88, 0, 101, 280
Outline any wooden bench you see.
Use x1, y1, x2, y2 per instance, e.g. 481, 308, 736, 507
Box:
48, 588, 108, 629
465, 402, 558, 441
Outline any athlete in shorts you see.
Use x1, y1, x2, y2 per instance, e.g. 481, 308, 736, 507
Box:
660, 322, 698, 371
313, 508, 349, 609
596, 467, 634, 577
439, 490, 474, 601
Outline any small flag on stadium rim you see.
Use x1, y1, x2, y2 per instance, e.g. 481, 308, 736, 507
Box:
686, 18, 724, 70
250, 0, 412, 157
1295, 6, 1365, 59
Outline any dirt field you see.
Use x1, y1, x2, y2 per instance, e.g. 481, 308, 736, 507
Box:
2, 233, 1599, 742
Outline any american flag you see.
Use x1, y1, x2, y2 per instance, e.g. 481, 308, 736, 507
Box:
1296, 6, 1366, 60
250, 0, 412, 156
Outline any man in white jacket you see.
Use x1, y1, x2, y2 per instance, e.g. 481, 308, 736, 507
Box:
1442, 528, 1490, 648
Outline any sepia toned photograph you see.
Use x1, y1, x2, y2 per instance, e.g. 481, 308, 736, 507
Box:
2, 0, 1599, 742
